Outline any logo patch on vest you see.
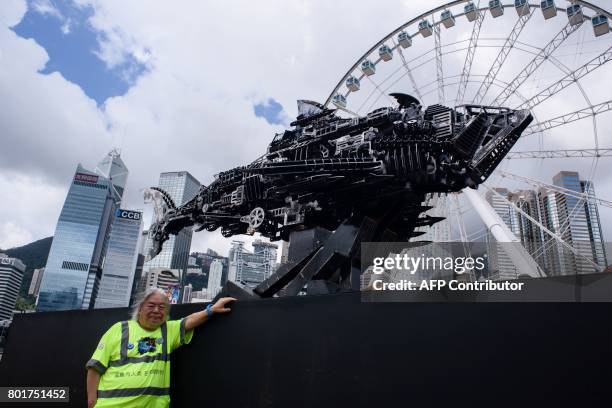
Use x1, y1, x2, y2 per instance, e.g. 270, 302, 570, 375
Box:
137, 337, 157, 354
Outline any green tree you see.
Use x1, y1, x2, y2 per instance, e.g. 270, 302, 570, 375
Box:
14, 296, 34, 313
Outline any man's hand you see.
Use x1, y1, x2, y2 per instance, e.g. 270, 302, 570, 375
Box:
211, 297, 237, 314
184, 297, 237, 331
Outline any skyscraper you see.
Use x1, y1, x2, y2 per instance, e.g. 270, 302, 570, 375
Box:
182, 284, 193, 303
0, 254, 25, 321
552, 171, 607, 274
485, 188, 520, 280
37, 151, 127, 312
143, 172, 201, 284
146, 268, 180, 292
228, 240, 278, 288
507, 189, 547, 259
28, 268, 45, 299
535, 186, 565, 275
94, 209, 143, 309
253, 240, 278, 280
207, 259, 224, 298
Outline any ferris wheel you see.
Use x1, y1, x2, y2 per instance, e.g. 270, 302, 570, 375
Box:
323, 0, 612, 277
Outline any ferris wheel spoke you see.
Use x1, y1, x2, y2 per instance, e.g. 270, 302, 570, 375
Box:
356, 62, 405, 113
434, 24, 445, 104
491, 21, 584, 107
392, 38, 424, 101
505, 149, 612, 159
456, 7, 485, 105
472, 8, 535, 105
521, 99, 612, 136
518, 45, 612, 111
365, 76, 396, 107
421, 75, 530, 105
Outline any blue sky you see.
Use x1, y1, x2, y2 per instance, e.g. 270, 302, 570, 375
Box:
253, 98, 288, 125
11, 0, 147, 105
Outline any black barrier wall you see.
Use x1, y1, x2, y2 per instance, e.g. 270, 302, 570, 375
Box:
1, 285, 612, 407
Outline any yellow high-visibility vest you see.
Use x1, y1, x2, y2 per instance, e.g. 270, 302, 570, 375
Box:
86, 319, 193, 407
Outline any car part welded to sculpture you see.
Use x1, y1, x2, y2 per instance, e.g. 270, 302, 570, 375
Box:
145, 94, 532, 298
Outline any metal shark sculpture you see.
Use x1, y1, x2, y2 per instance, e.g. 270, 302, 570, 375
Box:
145, 94, 532, 273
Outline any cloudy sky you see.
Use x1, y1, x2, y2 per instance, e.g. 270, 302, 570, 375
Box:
1, 0, 611, 256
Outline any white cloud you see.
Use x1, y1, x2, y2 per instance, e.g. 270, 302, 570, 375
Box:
1, 0, 26, 27
60, 19, 71, 34
0, 222, 32, 249
31, 0, 62, 20
0, 172, 66, 249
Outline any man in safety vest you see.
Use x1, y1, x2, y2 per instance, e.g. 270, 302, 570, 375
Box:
85, 287, 236, 407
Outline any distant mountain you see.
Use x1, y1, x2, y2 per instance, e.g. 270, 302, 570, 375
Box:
1, 237, 53, 296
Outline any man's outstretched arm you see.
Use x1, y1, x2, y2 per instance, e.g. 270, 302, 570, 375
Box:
86, 368, 100, 408
184, 297, 236, 331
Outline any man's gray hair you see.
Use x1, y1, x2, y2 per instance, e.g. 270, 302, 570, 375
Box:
131, 287, 171, 321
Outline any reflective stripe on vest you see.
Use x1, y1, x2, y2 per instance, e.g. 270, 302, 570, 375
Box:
108, 354, 168, 367
180, 318, 187, 344
98, 387, 170, 398
161, 322, 168, 362
120, 321, 129, 360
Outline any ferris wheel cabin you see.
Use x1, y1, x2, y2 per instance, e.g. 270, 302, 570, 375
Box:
540, 0, 557, 20
489, 0, 504, 18
515, 0, 529, 17
592, 15, 610, 37
397, 31, 412, 48
378, 45, 393, 61
566, 4, 583, 26
331, 94, 347, 108
441, 10, 455, 28
464, 2, 479, 22
418, 20, 433, 37
361, 60, 376, 76
346, 76, 360, 92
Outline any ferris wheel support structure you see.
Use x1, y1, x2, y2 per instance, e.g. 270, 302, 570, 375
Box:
462, 187, 544, 277
482, 184, 604, 271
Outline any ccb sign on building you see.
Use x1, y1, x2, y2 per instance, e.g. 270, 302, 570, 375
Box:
115, 209, 142, 220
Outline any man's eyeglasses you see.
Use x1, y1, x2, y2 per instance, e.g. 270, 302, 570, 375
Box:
144, 303, 167, 312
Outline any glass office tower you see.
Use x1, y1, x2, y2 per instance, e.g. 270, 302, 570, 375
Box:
485, 188, 520, 280
143, 172, 201, 280
94, 209, 143, 309
553, 171, 607, 274
228, 240, 278, 288
37, 152, 127, 311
